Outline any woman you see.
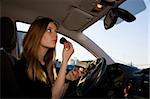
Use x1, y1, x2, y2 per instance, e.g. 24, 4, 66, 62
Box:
15, 17, 84, 98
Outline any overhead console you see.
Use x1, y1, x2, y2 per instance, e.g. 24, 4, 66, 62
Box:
62, 0, 125, 31
62, 8, 93, 31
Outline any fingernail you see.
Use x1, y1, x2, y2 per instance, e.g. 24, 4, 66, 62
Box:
79, 67, 84, 72
65, 48, 69, 50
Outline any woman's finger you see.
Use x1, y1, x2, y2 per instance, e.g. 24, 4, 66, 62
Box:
69, 71, 76, 81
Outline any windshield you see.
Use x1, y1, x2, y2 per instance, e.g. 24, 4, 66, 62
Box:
83, 0, 149, 69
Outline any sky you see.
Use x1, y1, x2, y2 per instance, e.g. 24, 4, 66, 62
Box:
83, 0, 150, 69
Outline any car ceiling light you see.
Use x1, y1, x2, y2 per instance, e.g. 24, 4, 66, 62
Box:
96, 3, 103, 9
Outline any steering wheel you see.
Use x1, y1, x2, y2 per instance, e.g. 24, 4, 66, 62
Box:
76, 57, 107, 96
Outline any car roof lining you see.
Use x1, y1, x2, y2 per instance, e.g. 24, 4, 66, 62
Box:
2, 0, 125, 32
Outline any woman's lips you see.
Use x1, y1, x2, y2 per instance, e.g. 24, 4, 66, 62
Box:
52, 40, 57, 43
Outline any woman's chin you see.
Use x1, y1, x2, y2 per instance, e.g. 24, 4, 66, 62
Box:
49, 45, 56, 48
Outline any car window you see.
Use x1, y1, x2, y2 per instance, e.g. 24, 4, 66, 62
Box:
16, 22, 96, 64
16, 22, 29, 57
56, 34, 96, 63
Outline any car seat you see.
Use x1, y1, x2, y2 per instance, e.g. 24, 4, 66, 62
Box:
0, 17, 22, 98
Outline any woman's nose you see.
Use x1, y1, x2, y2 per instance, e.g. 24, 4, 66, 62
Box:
52, 32, 57, 39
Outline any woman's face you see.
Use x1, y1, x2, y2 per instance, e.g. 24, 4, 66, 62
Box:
40, 22, 58, 48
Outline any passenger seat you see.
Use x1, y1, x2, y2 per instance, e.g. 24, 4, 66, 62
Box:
0, 17, 22, 98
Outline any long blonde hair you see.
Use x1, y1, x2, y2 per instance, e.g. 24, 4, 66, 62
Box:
23, 17, 57, 84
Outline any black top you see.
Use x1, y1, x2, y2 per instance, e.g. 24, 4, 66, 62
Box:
15, 57, 52, 98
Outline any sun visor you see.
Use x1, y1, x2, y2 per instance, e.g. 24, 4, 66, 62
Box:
62, 8, 93, 31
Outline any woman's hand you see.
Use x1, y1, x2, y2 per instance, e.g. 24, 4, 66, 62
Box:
52, 42, 74, 99
62, 41, 74, 64
65, 67, 87, 81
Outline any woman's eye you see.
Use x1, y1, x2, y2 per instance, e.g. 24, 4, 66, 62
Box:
47, 29, 51, 32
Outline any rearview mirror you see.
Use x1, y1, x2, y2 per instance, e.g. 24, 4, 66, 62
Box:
104, 8, 117, 29
104, 7, 136, 30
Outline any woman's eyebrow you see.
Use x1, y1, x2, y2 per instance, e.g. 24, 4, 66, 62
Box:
47, 26, 57, 30
47, 27, 58, 32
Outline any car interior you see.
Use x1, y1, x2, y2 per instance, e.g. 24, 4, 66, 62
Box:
1, 0, 149, 98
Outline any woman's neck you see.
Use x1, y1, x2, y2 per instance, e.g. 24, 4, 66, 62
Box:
38, 46, 48, 66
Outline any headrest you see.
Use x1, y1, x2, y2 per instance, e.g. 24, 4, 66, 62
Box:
0, 17, 16, 53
